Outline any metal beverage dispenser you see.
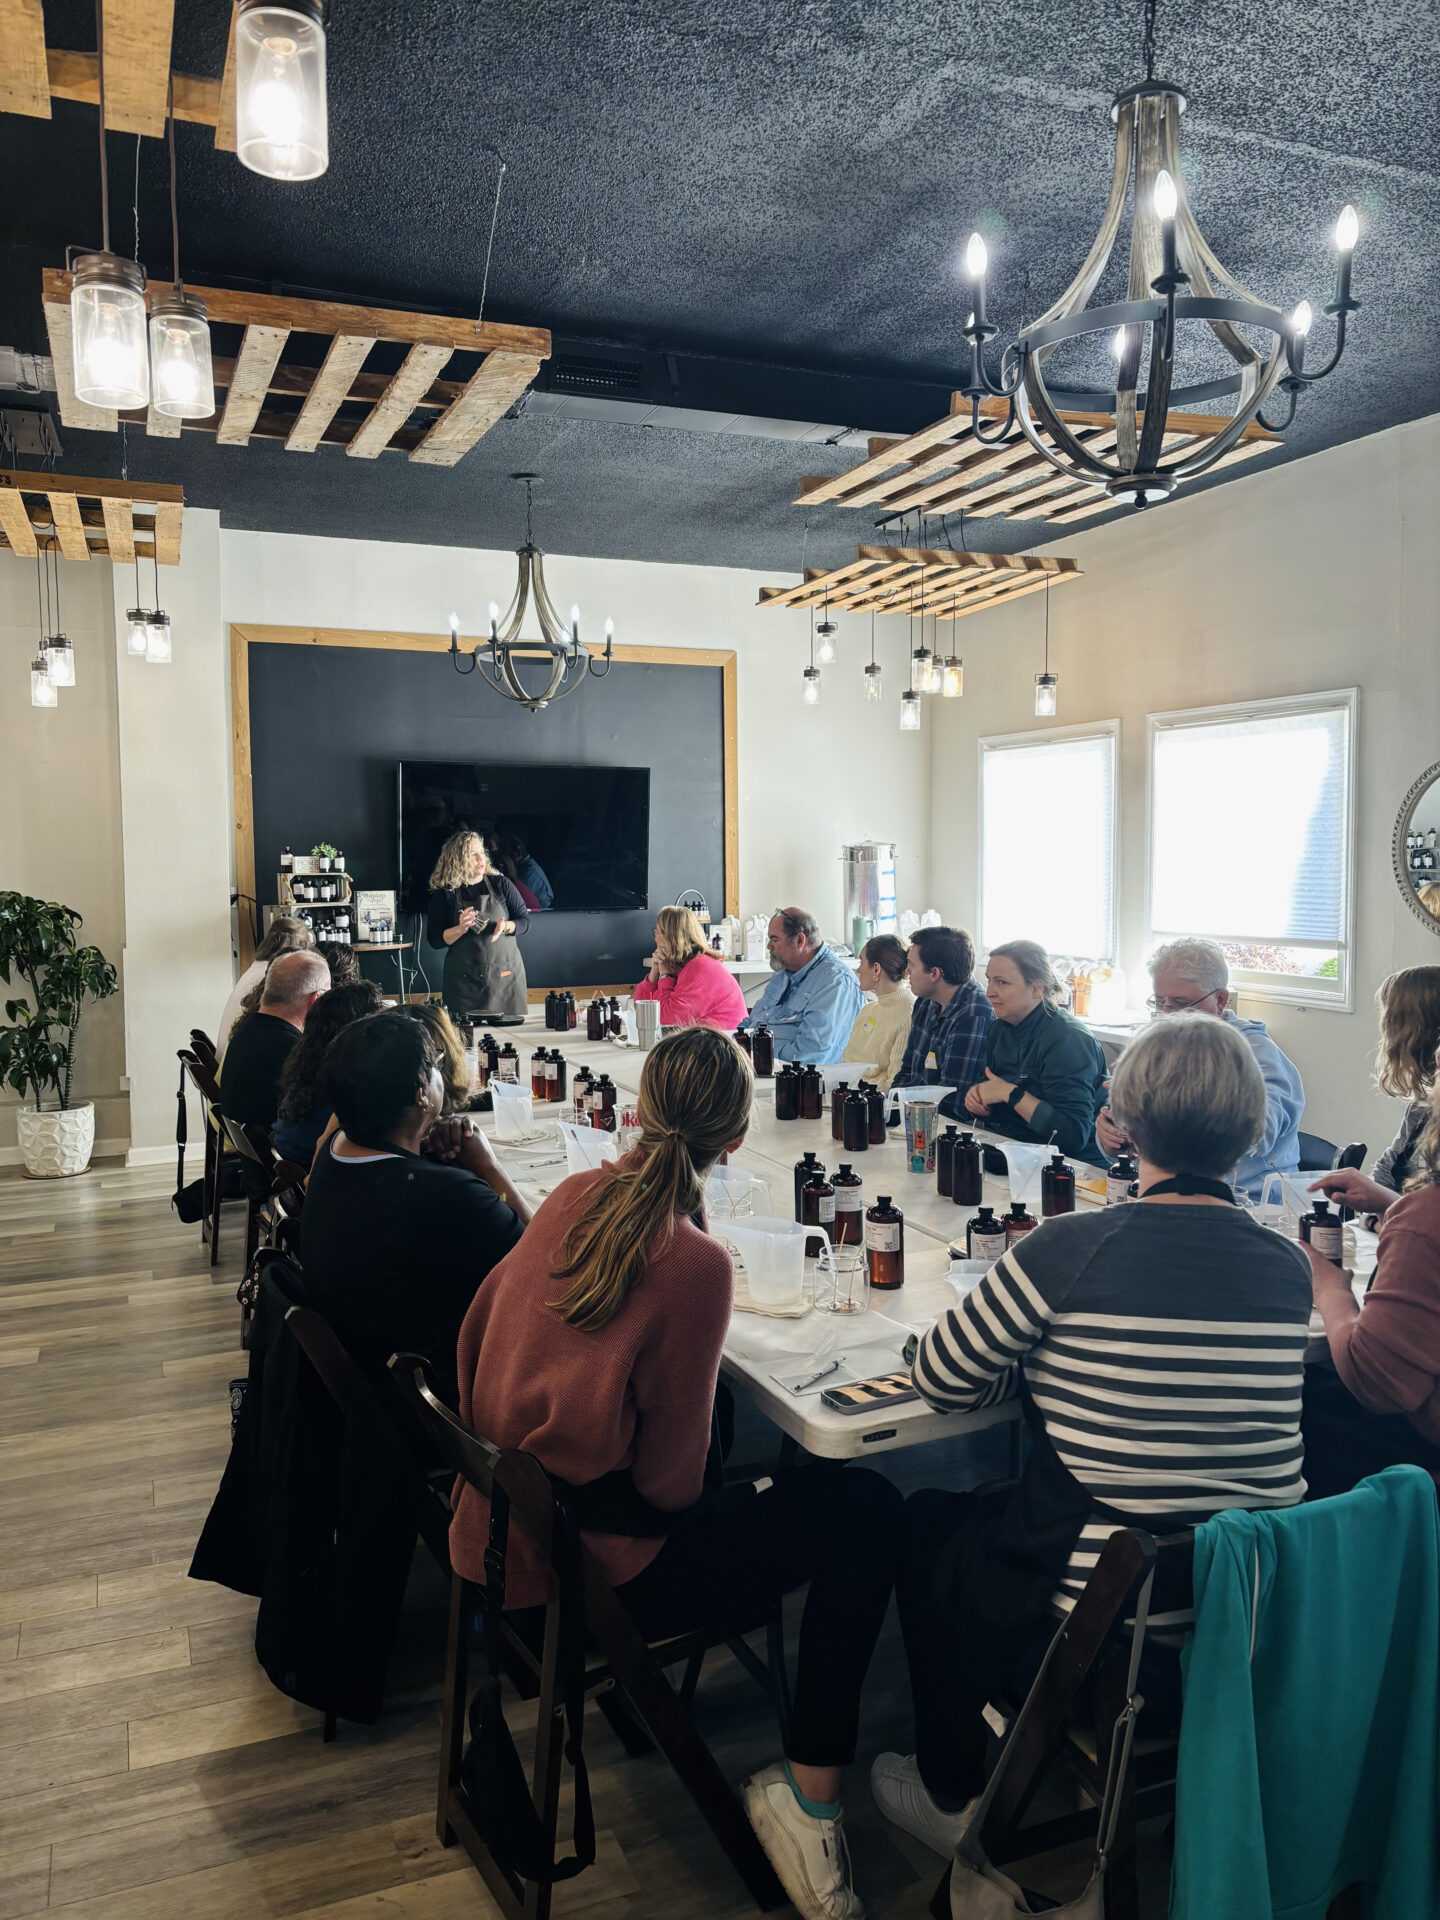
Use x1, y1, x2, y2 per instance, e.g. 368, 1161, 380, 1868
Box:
841, 841, 898, 947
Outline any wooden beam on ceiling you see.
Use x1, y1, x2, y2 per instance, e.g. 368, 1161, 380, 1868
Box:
0, 0, 50, 116
99, 0, 176, 137
347, 344, 454, 460
146, 403, 182, 438
410, 350, 544, 467
216, 325, 291, 445
42, 300, 118, 432
0, 469, 183, 505
101, 496, 135, 564
0, 487, 37, 558
152, 501, 182, 564
285, 334, 375, 452
48, 493, 90, 562
215, 0, 237, 150
44, 47, 220, 124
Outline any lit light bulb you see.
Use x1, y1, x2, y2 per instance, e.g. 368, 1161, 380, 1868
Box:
30, 655, 57, 708
864, 661, 883, 702
941, 656, 964, 698
235, 1, 328, 181
126, 607, 150, 656
1290, 299, 1314, 339
71, 253, 149, 410
899, 689, 922, 731
569, 603, 581, 635
148, 294, 214, 419
449, 611, 460, 641
488, 601, 500, 638
145, 611, 172, 665
912, 646, 940, 695
965, 232, 988, 279
815, 621, 836, 666
43, 634, 75, 688
1153, 169, 1178, 222
603, 617, 615, 640
1335, 204, 1359, 253
801, 665, 821, 706
1034, 671, 1058, 718
1111, 325, 1130, 361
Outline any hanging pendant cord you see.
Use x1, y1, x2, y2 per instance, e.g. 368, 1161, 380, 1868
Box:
95, 0, 111, 251
35, 549, 45, 637
1143, 0, 1158, 80
167, 77, 181, 286
870, 610, 876, 667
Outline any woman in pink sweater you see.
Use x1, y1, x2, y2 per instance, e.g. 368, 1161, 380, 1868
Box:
633, 905, 747, 1032
1304, 1100, 1440, 1498
450, 1026, 900, 1920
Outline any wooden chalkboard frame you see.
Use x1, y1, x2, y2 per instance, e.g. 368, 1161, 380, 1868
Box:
229, 622, 740, 969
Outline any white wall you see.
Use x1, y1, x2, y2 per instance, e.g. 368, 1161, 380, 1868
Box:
219, 530, 935, 936
927, 412, 1440, 1154
0, 549, 128, 1158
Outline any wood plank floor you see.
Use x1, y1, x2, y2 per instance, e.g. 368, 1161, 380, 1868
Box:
0, 1158, 1165, 1920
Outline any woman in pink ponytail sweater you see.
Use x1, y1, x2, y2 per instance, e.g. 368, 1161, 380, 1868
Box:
633, 905, 747, 1032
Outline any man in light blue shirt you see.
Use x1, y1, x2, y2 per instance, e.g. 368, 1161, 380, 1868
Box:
739, 908, 865, 1064
1097, 938, 1304, 1199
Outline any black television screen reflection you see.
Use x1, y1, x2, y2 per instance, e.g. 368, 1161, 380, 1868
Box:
397, 760, 650, 914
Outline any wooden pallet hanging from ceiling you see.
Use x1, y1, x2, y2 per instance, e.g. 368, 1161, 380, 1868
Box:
0, 472, 182, 564
796, 395, 1282, 526
759, 547, 1081, 617
40, 270, 550, 467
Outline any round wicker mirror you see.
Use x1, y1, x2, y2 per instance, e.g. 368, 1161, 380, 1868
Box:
1393, 763, 1440, 930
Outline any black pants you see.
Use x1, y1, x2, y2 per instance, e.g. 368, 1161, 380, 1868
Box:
1301, 1365, 1440, 1502
616, 1465, 902, 1767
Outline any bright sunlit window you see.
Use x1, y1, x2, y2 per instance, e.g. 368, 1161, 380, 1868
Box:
981, 722, 1118, 962
1148, 691, 1356, 1008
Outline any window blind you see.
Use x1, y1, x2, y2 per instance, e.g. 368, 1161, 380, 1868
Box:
1150, 702, 1351, 945
981, 729, 1116, 959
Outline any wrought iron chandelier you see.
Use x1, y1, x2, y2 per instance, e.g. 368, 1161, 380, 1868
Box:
448, 475, 614, 712
955, 0, 1360, 507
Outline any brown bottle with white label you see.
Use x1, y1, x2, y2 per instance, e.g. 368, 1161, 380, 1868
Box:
794, 1150, 824, 1222
832, 1164, 863, 1245
530, 1049, 549, 1099
548, 1050, 566, 1103
497, 1041, 520, 1083
572, 1065, 594, 1124
1004, 1200, 1038, 1247
865, 1195, 905, 1290
1300, 1200, 1344, 1264
802, 1170, 836, 1256
592, 1074, 617, 1131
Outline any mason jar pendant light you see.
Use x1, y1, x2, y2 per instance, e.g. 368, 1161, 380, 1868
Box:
939, 604, 964, 696
899, 689, 922, 730
236, 0, 329, 181
144, 553, 172, 664
814, 599, 837, 666
149, 89, 214, 419
801, 618, 821, 705
864, 612, 882, 701
30, 654, 58, 709
126, 557, 152, 655
69, 1, 149, 412
1033, 578, 1058, 718
34, 540, 77, 689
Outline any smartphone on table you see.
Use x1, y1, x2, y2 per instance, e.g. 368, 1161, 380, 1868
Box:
820, 1372, 920, 1415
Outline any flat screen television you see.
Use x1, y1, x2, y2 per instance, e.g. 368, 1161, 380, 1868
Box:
398, 760, 650, 915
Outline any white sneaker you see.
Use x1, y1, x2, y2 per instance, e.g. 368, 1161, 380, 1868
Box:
742, 1762, 864, 1919
869, 1751, 979, 1858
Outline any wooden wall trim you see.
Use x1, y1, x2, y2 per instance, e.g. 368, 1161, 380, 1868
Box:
229, 622, 740, 966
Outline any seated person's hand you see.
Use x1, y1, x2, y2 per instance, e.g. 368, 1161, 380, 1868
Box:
423, 1115, 476, 1162
1309, 1168, 1394, 1217
975, 1071, 1014, 1109
645, 951, 663, 982
963, 1082, 991, 1118
1302, 1239, 1352, 1297
1095, 1106, 1128, 1156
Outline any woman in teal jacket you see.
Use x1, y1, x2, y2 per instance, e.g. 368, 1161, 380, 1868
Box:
962, 940, 1108, 1163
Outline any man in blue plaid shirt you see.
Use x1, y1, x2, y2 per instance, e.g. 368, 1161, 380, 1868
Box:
894, 926, 994, 1117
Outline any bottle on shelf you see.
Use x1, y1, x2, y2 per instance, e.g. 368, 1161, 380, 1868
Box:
865, 1195, 905, 1290
842, 1086, 870, 1153
952, 1131, 984, 1207
794, 1150, 824, 1222
831, 1081, 850, 1143
531, 1048, 550, 1099
497, 1041, 520, 1083
1300, 1199, 1344, 1263
751, 1025, 775, 1077
774, 1064, 801, 1121
864, 1082, 887, 1145
1106, 1152, 1138, 1206
832, 1164, 863, 1245
593, 1074, 617, 1131
1041, 1152, 1076, 1217
280, 845, 293, 873
799, 1063, 824, 1121
966, 1205, 1007, 1262
936, 1124, 960, 1199
1004, 1200, 1038, 1246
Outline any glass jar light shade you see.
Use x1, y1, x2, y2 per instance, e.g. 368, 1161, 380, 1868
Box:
815, 622, 837, 666
236, 0, 328, 181
145, 611, 173, 664
1034, 671, 1059, 718
913, 646, 940, 694
30, 656, 58, 708
801, 665, 821, 706
149, 292, 214, 419
941, 656, 964, 698
70, 253, 149, 410
43, 634, 76, 688
864, 660, 883, 702
899, 689, 922, 731
125, 607, 151, 655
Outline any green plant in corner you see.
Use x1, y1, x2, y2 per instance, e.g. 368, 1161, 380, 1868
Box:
311, 842, 338, 860
0, 893, 118, 1111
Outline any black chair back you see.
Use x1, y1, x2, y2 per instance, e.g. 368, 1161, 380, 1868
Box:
1298, 1130, 1338, 1172
1334, 1141, 1367, 1171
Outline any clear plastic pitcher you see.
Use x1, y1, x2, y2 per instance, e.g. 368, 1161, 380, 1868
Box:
558, 1122, 619, 1176
723, 1214, 833, 1312
705, 1165, 773, 1219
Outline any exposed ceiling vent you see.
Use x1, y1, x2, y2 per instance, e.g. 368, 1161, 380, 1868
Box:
547, 354, 645, 396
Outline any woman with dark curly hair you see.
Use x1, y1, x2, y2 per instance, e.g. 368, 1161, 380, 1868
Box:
273, 979, 385, 1167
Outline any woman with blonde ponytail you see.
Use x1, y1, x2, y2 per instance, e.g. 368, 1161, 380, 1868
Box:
450, 1026, 902, 1920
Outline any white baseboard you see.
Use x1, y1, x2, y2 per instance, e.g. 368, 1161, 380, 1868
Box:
124, 1145, 176, 1169
0, 1137, 131, 1168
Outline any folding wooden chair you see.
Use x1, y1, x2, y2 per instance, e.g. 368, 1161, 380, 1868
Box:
222, 1117, 278, 1272
388, 1352, 788, 1920
179, 1048, 235, 1266
189, 1028, 220, 1073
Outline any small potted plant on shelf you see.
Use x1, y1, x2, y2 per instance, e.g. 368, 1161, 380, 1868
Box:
0, 892, 119, 1178
312, 841, 337, 873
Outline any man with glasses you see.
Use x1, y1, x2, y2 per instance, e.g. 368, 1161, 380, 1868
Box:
1096, 937, 1304, 1199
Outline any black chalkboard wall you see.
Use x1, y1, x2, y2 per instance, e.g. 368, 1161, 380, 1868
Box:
246, 641, 726, 991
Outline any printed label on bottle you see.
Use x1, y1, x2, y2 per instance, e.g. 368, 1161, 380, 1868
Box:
817, 1195, 836, 1223
499, 1062, 518, 1081
865, 1221, 901, 1252
1106, 1177, 1131, 1206
1310, 1224, 1344, 1262
835, 1187, 862, 1211
544, 1059, 558, 1082
969, 1230, 1006, 1261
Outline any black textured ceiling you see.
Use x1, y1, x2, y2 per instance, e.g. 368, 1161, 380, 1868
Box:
3, 0, 1435, 571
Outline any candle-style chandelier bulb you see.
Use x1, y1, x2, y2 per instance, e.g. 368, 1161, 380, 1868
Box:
1335, 204, 1359, 253
1290, 300, 1314, 339
1034, 671, 1059, 718
30, 655, 58, 708
235, 0, 329, 181
1153, 168, 1178, 222
965, 232, 988, 280
899, 689, 922, 731
801, 665, 821, 706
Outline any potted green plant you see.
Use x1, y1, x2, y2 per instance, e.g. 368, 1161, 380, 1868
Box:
312, 841, 337, 873
0, 892, 119, 1177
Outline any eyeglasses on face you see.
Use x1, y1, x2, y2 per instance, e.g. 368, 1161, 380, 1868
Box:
1146, 990, 1221, 1014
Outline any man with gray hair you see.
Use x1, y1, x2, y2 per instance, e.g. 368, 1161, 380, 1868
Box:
1096, 937, 1304, 1197
220, 948, 331, 1134
738, 907, 865, 1063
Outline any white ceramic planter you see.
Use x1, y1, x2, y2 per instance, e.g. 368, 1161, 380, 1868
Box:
16, 1102, 95, 1178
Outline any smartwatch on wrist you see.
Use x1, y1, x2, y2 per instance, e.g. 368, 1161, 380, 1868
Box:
1007, 1084, 1027, 1111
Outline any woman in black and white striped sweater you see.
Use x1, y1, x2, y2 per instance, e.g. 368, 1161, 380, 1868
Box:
871, 1012, 1314, 1859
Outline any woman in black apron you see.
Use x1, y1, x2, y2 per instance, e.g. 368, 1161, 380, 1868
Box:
425, 830, 531, 1023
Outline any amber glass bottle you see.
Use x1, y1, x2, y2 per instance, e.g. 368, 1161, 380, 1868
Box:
865, 1195, 905, 1290
794, 1150, 824, 1222
751, 1026, 775, 1077
966, 1205, 1007, 1261
734, 1027, 753, 1061
1004, 1200, 1038, 1246
1106, 1153, 1138, 1206
936, 1125, 960, 1198
952, 1132, 984, 1206
1040, 1153, 1075, 1217
774, 1064, 800, 1121
549, 1051, 567, 1104
832, 1164, 863, 1245
592, 1075, 617, 1131
530, 1049, 549, 1099
865, 1083, 887, 1145
799, 1063, 824, 1121
497, 1040, 520, 1083
842, 1087, 870, 1153
586, 998, 605, 1041
573, 1065, 594, 1123
802, 1172, 836, 1251
830, 1082, 850, 1142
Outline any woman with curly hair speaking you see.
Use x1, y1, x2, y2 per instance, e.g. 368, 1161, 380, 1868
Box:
425, 828, 531, 1023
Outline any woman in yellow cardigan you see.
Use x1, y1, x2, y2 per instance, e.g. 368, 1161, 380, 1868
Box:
842, 934, 915, 1089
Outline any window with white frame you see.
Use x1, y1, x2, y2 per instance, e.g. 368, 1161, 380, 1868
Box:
1147, 690, 1356, 1007
980, 723, 1118, 962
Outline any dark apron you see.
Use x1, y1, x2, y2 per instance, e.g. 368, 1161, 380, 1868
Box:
441, 881, 527, 1022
